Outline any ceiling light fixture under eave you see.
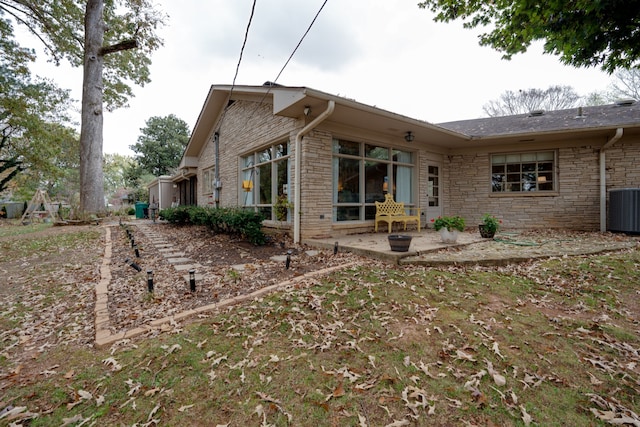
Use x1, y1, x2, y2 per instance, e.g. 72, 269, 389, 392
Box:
404, 131, 414, 142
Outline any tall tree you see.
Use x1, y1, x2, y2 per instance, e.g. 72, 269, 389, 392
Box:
104, 153, 135, 198
483, 86, 581, 117
608, 69, 640, 101
0, 1, 165, 214
130, 114, 190, 176
11, 123, 80, 202
122, 159, 154, 202
1, 14, 76, 194
418, 0, 640, 73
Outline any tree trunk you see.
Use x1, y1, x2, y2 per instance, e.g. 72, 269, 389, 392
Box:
79, 0, 105, 215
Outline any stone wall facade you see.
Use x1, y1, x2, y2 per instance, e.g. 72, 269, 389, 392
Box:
605, 140, 640, 190
192, 98, 639, 237
446, 139, 638, 231
299, 129, 334, 238
197, 100, 300, 209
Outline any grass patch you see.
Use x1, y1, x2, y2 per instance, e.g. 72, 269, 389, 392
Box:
0, 222, 51, 238
1, 230, 639, 425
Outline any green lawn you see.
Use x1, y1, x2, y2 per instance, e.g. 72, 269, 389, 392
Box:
1, 224, 639, 426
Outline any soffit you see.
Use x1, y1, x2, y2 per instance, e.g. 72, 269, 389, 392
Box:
272, 87, 471, 148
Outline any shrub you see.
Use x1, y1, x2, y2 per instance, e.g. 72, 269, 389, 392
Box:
159, 206, 266, 245
432, 215, 466, 232
481, 213, 501, 234
159, 206, 192, 224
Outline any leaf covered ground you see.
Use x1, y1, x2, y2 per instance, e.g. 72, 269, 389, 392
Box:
1, 221, 639, 426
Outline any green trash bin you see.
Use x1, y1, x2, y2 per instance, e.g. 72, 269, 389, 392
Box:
135, 202, 149, 219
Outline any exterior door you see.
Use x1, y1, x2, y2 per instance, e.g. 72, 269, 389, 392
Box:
426, 164, 442, 224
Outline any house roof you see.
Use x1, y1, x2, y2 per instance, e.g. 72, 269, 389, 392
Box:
180, 85, 640, 171
179, 84, 472, 166
437, 101, 640, 143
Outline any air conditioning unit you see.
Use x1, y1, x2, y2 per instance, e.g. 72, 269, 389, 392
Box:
609, 188, 640, 234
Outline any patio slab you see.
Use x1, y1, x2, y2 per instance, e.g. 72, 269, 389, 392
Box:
304, 229, 640, 265
304, 230, 485, 264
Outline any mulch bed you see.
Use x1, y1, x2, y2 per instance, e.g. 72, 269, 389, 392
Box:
107, 223, 363, 333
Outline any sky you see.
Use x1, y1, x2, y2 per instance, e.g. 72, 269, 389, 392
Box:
23, 0, 615, 155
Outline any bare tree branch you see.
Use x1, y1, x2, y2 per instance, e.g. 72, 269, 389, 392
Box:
0, 1, 61, 62
483, 86, 581, 117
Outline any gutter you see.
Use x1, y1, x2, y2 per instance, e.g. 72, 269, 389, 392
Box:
293, 100, 335, 243
600, 128, 623, 232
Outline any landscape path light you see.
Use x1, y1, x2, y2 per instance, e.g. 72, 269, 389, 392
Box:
286, 249, 292, 269
147, 269, 154, 292
124, 258, 141, 272
189, 269, 196, 292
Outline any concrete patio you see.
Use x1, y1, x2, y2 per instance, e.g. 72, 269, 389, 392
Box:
304, 229, 640, 265
304, 229, 487, 264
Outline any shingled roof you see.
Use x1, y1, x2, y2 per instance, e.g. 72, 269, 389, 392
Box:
437, 101, 640, 139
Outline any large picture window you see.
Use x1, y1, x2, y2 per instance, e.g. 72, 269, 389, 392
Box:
241, 142, 290, 220
491, 151, 555, 193
333, 139, 415, 221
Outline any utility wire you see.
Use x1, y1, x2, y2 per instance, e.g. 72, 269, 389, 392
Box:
272, 0, 328, 84
217, 0, 258, 133
247, 0, 329, 121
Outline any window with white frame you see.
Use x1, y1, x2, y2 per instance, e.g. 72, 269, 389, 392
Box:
332, 138, 415, 221
241, 142, 290, 220
491, 151, 555, 193
202, 167, 214, 195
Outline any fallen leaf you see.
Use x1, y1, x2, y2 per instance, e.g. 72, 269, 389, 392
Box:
145, 387, 161, 397
147, 404, 161, 422
520, 405, 533, 426
492, 342, 505, 360
102, 357, 122, 371
60, 414, 84, 426
78, 389, 93, 400
0, 406, 27, 420
384, 420, 410, 426
587, 372, 603, 385
333, 382, 346, 398
455, 349, 477, 362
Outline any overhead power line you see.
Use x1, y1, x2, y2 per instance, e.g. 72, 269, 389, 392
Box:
271, 0, 329, 84
247, 0, 330, 121
217, 0, 258, 133
229, 0, 257, 100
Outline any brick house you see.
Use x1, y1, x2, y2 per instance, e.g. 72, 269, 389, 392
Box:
172, 84, 640, 242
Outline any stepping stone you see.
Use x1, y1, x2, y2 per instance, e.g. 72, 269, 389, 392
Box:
232, 264, 247, 271
270, 255, 288, 262
174, 263, 201, 271
162, 252, 186, 258
305, 250, 319, 257
167, 257, 192, 264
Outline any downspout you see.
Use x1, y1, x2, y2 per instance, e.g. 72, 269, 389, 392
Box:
600, 128, 623, 232
214, 131, 220, 207
294, 100, 335, 243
